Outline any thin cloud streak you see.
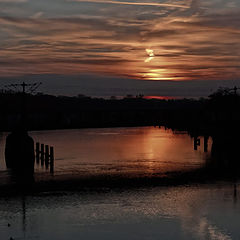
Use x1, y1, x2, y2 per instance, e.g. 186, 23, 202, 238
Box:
69, 0, 190, 9
0, 0, 27, 2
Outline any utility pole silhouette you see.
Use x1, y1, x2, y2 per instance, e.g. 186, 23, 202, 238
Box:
4, 82, 41, 177
229, 86, 240, 95
5, 82, 42, 129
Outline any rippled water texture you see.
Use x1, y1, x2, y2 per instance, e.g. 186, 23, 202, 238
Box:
0, 183, 239, 240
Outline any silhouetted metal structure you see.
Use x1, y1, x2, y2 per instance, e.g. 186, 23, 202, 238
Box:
4, 82, 41, 178
229, 86, 240, 95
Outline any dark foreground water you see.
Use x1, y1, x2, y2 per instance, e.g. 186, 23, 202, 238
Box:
0, 183, 239, 240
0, 127, 239, 239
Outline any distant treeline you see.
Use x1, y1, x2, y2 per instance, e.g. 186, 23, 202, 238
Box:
1, 88, 240, 132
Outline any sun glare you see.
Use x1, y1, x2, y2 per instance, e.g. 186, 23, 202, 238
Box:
145, 49, 155, 63
146, 49, 154, 57
142, 68, 175, 81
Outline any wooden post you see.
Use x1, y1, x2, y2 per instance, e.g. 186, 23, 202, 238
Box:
50, 146, 54, 174
36, 142, 40, 164
194, 137, 200, 150
41, 144, 44, 166
45, 145, 49, 169
204, 136, 209, 152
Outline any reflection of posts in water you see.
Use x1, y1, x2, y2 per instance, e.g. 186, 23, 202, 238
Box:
22, 195, 26, 234
36, 142, 40, 164
50, 146, 54, 174
41, 144, 44, 166
45, 145, 49, 169
194, 136, 200, 150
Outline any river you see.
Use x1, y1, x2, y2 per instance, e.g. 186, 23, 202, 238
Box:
0, 127, 239, 239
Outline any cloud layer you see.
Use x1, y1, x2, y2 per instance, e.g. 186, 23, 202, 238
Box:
0, 0, 240, 86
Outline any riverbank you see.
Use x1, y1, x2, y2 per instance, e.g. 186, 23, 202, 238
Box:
0, 167, 239, 197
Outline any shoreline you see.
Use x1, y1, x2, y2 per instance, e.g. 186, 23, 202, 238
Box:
0, 168, 238, 197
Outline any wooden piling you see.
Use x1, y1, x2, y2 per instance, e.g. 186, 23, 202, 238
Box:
41, 144, 44, 166
45, 145, 49, 169
50, 146, 54, 174
36, 142, 40, 164
194, 137, 200, 150
204, 136, 209, 152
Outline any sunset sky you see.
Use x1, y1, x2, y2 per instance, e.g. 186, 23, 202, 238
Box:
0, 0, 240, 97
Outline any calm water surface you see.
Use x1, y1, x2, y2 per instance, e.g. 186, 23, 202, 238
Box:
0, 126, 211, 181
